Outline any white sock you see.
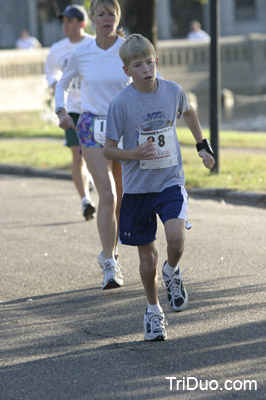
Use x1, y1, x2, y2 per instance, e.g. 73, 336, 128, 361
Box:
81, 196, 90, 204
147, 302, 163, 314
163, 261, 179, 276
104, 258, 117, 268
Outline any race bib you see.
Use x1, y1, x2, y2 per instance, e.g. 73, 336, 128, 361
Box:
94, 117, 107, 145
69, 76, 81, 101
138, 126, 178, 169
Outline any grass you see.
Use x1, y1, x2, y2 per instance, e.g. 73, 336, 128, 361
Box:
177, 126, 266, 150
0, 111, 63, 139
182, 148, 265, 191
0, 140, 71, 170
0, 111, 266, 192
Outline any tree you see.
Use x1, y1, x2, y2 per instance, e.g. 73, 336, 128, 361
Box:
122, 0, 158, 46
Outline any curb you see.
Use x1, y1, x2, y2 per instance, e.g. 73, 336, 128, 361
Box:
1, 163, 265, 208
0, 163, 71, 181
188, 187, 266, 207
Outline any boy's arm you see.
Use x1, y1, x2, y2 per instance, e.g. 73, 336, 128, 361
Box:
104, 97, 157, 161
182, 106, 215, 170
103, 139, 157, 161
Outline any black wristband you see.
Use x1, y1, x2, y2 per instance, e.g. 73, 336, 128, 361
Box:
196, 139, 214, 155
55, 107, 65, 115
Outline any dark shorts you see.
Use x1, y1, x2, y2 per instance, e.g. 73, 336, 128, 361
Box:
119, 185, 188, 246
65, 113, 80, 147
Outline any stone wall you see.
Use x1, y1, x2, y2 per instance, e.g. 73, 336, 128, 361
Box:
157, 33, 266, 95
0, 35, 266, 112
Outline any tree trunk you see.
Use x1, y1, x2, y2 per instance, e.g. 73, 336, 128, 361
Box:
122, 0, 158, 47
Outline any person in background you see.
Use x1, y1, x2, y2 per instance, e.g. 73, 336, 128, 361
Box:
104, 34, 215, 341
187, 20, 210, 42
55, 0, 130, 290
16, 30, 42, 49
45, 5, 95, 220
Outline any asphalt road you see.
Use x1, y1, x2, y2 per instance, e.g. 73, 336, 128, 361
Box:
0, 174, 265, 400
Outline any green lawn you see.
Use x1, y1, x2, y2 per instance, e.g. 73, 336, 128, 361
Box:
1, 111, 266, 192
0, 111, 63, 139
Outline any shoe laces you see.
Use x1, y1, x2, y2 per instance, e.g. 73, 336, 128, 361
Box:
103, 261, 115, 276
148, 312, 168, 330
163, 268, 190, 297
103, 261, 122, 279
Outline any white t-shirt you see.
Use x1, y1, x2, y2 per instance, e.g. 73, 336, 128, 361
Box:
55, 36, 131, 116
187, 30, 210, 42
16, 36, 41, 49
45, 34, 94, 114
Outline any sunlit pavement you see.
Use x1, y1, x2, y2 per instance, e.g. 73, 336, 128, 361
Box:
1, 175, 265, 400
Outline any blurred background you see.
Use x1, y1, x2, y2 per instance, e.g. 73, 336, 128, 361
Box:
1, 0, 266, 47
1, 0, 266, 131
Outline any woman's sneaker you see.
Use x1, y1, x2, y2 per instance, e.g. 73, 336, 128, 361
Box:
144, 310, 168, 341
102, 260, 123, 290
162, 262, 188, 312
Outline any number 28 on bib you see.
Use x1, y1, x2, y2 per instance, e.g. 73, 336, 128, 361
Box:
138, 126, 178, 169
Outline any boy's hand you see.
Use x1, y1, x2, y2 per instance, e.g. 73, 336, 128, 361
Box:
198, 149, 215, 169
58, 110, 76, 131
136, 138, 157, 159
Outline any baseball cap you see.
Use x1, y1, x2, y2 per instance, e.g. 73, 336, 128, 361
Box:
58, 5, 88, 22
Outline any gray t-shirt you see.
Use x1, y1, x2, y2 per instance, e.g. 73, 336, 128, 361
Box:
106, 79, 189, 194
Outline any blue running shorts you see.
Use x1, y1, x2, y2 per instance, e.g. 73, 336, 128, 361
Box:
119, 185, 188, 246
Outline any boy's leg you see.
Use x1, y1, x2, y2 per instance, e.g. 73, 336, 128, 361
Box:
138, 242, 167, 341
163, 218, 188, 312
164, 218, 186, 267
138, 241, 159, 305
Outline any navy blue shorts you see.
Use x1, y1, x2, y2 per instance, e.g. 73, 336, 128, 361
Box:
119, 185, 188, 246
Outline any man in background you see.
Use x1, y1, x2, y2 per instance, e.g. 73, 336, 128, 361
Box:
187, 20, 210, 42
16, 30, 42, 49
45, 5, 95, 220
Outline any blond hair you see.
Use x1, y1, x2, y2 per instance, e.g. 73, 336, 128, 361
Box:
119, 34, 157, 67
89, 0, 124, 37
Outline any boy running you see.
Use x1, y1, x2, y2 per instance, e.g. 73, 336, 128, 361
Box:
104, 34, 215, 341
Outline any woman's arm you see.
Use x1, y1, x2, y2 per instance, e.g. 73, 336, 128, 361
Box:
55, 51, 79, 130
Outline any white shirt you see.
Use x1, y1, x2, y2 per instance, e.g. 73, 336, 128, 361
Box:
55, 36, 131, 116
16, 36, 41, 49
45, 34, 94, 114
187, 30, 210, 42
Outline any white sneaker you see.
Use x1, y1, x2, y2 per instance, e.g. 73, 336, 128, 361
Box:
98, 251, 119, 269
162, 262, 188, 312
144, 309, 168, 341
102, 260, 123, 290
